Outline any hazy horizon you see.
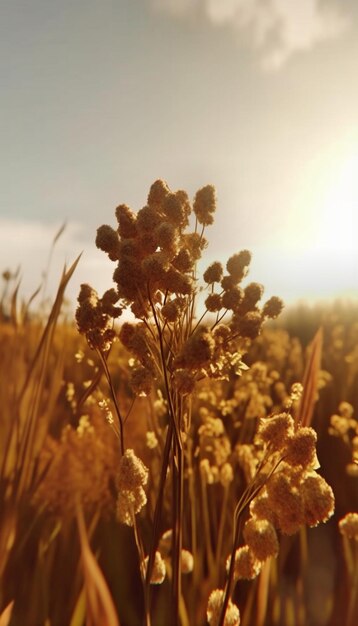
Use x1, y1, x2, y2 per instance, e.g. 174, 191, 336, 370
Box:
1, 0, 358, 309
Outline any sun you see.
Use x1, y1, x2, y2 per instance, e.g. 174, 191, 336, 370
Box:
253, 145, 358, 303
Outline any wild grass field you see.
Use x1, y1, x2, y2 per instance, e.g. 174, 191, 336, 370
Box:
0, 181, 357, 626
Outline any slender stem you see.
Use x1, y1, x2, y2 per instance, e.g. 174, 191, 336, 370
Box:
217, 457, 283, 626
215, 484, 230, 575
132, 516, 151, 626
147, 288, 181, 446
200, 471, 215, 580
96, 349, 125, 455
147, 287, 184, 626
190, 308, 209, 336
346, 541, 358, 626
210, 309, 229, 331
145, 423, 173, 588
172, 439, 184, 626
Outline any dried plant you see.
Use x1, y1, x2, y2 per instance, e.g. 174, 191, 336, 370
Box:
1, 182, 357, 626
74, 180, 337, 626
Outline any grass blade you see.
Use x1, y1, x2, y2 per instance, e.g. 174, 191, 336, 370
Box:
0, 601, 14, 626
296, 327, 323, 428
76, 503, 120, 626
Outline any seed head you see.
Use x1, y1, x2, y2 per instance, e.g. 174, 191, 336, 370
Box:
130, 365, 153, 396
147, 179, 170, 209
95, 224, 120, 261
172, 248, 194, 273
232, 311, 263, 339
243, 282, 264, 309
258, 413, 294, 451
118, 238, 139, 259
262, 296, 284, 319
346, 463, 358, 477
193, 184, 216, 226
227, 545, 262, 581
76, 285, 100, 333
163, 268, 193, 295
183, 232, 207, 261
213, 324, 231, 343
115, 204, 137, 238
207, 589, 240, 626
222, 287, 243, 311
284, 427, 317, 468
141, 251, 169, 282
266, 471, 304, 535
205, 293, 222, 312
250, 490, 276, 524
116, 487, 147, 525
339, 513, 358, 540
200, 459, 219, 485
101, 288, 122, 318
301, 472, 335, 527
339, 401, 354, 419
289, 382, 303, 404
116, 449, 148, 492
221, 275, 236, 291
243, 518, 279, 561
155, 222, 178, 252
219, 462, 234, 487
226, 250, 251, 281
163, 190, 191, 228
143, 552, 166, 584
146, 431, 158, 450
176, 326, 215, 369
136, 205, 162, 234
203, 261, 223, 284
161, 299, 181, 322
113, 257, 145, 301
330, 414, 351, 436
159, 529, 173, 556
139, 232, 158, 255
181, 549, 194, 574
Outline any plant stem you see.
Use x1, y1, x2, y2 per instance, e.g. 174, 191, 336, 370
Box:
97, 349, 125, 455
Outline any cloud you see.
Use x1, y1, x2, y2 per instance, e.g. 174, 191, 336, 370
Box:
151, 0, 350, 69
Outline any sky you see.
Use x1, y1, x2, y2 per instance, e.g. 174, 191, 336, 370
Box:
1, 0, 358, 312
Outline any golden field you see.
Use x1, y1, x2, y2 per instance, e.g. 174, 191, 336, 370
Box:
0, 181, 357, 626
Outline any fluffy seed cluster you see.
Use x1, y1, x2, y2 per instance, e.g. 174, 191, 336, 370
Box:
143, 551, 166, 584
116, 449, 149, 526
181, 549, 194, 574
284, 427, 318, 467
339, 512, 358, 540
249, 458, 334, 537
246, 411, 335, 538
76, 284, 121, 351
226, 545, 262, 580
300, 472, 335, 526
77, 180, 283, 399
258, 412, 294, 450
155, 529, 194, 575
243, 518, 279, 561
207, 589, 240, 626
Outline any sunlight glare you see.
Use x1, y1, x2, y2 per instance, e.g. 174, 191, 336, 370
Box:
316, 151, 358, 253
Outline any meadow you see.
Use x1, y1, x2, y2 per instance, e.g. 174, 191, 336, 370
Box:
0, 181, 357, 626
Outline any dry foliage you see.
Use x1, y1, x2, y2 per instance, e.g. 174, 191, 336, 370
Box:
0, 182, 357, 626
